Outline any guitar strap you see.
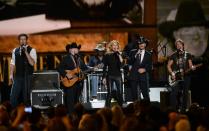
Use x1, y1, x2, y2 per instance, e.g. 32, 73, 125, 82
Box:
70, 54, 77, 68
72, 54, 83, 79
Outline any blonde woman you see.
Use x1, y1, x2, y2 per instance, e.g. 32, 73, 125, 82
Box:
102, 40, 124, 107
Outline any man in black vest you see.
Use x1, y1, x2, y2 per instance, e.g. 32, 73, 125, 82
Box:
9, 33, 37, 108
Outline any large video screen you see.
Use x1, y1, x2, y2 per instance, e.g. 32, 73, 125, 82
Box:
46, 0, 144, 25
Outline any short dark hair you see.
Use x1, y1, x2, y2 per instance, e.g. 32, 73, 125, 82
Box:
18, 33, 28, 40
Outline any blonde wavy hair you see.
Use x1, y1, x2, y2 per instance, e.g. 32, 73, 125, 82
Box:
106, 40, 120, 54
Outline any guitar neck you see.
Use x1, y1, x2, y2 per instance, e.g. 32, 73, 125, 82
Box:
185, 63, 203, 74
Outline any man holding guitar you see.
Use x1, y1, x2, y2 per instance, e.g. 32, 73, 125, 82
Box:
57, 42, 87, 114
167, 39, 197, 113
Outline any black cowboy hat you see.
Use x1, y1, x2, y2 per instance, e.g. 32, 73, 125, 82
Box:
65, 42, 81, 51
136, 36, 149, 45
158, 0, 209, 38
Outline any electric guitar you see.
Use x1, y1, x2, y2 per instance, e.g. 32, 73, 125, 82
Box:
168, 63, 203, 86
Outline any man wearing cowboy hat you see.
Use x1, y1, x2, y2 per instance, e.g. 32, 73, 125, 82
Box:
57, 42, 87, 114
87, 41, 106, 100
128, 36, 152, 102
159, 0, 209, 108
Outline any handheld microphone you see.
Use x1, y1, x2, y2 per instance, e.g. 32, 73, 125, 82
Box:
19, 46, 22, 56
21, 44, 26, 52
75, 54, 80, 58
177, 49, 184, 53
22, 47, 25, 52
20, 44, 27, 56
149, 48, 153, 54
137, 49, 142, 55
20, 44, 25, 48
116, 51, 121, 55
135, 49, 142, 58
113, 51, 120, 55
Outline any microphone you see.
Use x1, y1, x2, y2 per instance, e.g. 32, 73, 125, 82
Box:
135, 49, 142, 58
19, 47, 22, 56
74, 54, 80, 58
113, 51, 120, 56
177, 49, 184, 53
20, 44, 26, 48
22, 47, 25, 52
149, 49, 153, 54
20, 44, 28, 56
20, 44, 26, 54
136, 49, 142, 55
116, 51, 121, 55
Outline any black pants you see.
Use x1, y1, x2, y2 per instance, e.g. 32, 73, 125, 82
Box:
10, 75, 32, 108
130, 79, 150, 102
106, 75, 123, 107
170, 76, 191, 112
63, 82, 82, 114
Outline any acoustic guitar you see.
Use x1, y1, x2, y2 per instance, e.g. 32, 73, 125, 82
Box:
168, 63, 202, 86
60, 67, 84, 88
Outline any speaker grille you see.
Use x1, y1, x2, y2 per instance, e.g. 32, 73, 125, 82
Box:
31, 71, 60, 90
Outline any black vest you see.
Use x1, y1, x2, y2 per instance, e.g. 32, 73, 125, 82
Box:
14, 46, 34, 77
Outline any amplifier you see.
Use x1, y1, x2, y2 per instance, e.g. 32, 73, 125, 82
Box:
31, 89, 64, 109
32, 71, 60, 90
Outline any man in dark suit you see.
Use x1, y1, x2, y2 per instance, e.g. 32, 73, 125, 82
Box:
128, 36, 152, 102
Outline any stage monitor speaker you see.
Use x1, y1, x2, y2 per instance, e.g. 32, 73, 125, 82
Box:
32, 71, 60, 90
31, 89, 63, 109
125, 87, 169, 103
160, 91, 171, 110
149, 87, 169, 102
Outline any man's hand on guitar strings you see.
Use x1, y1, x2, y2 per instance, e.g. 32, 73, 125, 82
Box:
66, 73, 73, 79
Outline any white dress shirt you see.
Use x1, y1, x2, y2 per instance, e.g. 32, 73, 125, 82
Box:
140, 49, 145, 63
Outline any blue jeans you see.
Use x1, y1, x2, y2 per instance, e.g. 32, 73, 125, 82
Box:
89, 74, 100, 97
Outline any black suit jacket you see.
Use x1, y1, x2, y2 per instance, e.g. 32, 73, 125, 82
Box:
128, 49, 152, 81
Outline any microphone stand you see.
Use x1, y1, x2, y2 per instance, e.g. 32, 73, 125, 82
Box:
163, 45, 168, 83
23, 50, 30, 106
